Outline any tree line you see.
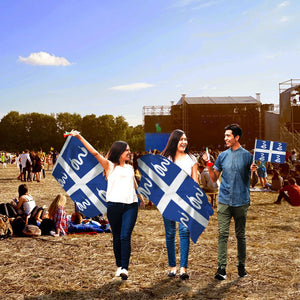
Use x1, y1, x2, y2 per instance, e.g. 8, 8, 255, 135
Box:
0, 111, 145, 153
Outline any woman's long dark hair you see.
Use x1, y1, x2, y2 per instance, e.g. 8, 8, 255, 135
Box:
161, 129, 189, 162
18, 184, 28, 197
107, 141, 128, 164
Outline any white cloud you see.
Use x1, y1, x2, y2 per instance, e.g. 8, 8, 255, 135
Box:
264, 51, 282, 59
109, 82, 155, 91
174, 0, 201, 7
193, 0, 221, 10
174, 0, 221, 9
200, 84, 217, 90
278, 1, 290, 8
279, 16, 290, 22
18, 51, 72, 66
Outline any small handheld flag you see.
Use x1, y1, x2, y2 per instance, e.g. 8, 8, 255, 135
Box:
254, 139, 287, 164
137, 154, 214, 243
206, 147, 213, 167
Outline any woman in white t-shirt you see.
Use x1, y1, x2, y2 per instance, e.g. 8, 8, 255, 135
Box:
70, 131, 144, 280
161, 129, 198, 280
14, 184, 36, 216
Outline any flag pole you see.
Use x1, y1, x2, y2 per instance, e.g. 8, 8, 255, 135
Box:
253, 138, 258, 163
251, 138, 258, 182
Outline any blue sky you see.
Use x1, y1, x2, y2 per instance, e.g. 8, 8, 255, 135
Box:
0, 0, 299, 126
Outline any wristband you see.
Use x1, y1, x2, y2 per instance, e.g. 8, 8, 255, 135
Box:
206, 161, 214, 167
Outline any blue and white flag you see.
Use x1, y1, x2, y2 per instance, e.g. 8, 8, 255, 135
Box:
52, 136, 107, 217
137, 154, 214, 243
254, 139, 287, 164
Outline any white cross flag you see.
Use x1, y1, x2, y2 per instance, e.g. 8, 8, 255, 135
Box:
254, 139, 287, 164
137, 154, 214, 243
52, 136, 107, 217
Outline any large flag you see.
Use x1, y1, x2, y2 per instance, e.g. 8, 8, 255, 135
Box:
254, 139, 287, 164
137, 154, 214, 243
52, 136, 107, 217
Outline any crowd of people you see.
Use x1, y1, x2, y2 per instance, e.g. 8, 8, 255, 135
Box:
0, 125, 299, 282
0, 184, 111, 239
12, 149, 58, 183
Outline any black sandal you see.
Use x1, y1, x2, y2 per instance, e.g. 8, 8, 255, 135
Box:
168, 271, 176, 278
180, 273, 189, 280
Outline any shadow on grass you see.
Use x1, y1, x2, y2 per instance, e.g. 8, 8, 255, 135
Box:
25, 277, 191, 300
254, 202, 276, 206
24, 277, 244, 300
0, 177, 19, 181
270, 225, 294, 231
193, 278, 242, 299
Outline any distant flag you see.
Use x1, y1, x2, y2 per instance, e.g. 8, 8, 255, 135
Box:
52, 136, 107, 217
254, 139, 287, 164
155, 123, 162, 132
137, 154, 214, 243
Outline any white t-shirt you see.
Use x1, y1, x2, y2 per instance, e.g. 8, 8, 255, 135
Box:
106, 161, 138, 204
20, 153, 31, 169
173, 154, 197, 177
22, 194, 36, 215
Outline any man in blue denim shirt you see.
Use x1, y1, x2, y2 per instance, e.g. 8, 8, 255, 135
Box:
203, 124, 257, 280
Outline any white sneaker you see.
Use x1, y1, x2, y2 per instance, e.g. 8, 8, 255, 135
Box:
120, 268, 128, 280
115, 267, 122, 277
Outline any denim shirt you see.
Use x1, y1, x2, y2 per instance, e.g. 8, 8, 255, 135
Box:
214, 147, 253, 207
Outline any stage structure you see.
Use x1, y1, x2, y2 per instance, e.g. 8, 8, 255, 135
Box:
144, 95, 274, 151
143, 106, 172, 152
279, 79, 300, 150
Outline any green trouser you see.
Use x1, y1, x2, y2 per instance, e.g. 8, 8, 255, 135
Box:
217, 203, 249, 269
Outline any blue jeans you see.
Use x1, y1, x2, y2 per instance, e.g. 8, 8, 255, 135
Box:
163, 217, 190, 268
107, 202, 138, 270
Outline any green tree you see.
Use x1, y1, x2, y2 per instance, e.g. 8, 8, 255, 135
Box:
0, 111, 144, 153
81, 114, 100, 149
56, 113, 82, 136
97, 115, 116, 152
0, 111, 24, 151
127, 125, 145, 152
113, 116, 129, 142
20, 113, 58, 151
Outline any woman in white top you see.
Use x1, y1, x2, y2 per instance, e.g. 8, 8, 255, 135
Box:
70, 131, 144, 280
161, 129, 198, 280
15, 184, 36, 216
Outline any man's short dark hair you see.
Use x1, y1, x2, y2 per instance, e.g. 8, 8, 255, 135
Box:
225, 124, 242, 138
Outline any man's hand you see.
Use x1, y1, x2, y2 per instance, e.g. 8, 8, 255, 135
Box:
250, 162, 257, 172
70, 130, 80, 137
202, 152, 209, 163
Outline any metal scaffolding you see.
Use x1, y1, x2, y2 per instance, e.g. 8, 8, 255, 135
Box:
143, 106, 171, 116
279, 79, 300, 94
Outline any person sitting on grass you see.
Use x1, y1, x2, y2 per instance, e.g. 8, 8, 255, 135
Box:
265, 170, 284, 192
12, 184, 36, 217
27, 206, 48, 227
274, 177, 300, 206
68, 212, 111, 233
198, 164, 219, 207
48, 194, 68, 236
294, 164, 300, 185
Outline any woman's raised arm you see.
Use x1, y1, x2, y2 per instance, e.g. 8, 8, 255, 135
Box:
70, 130, 110, 173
